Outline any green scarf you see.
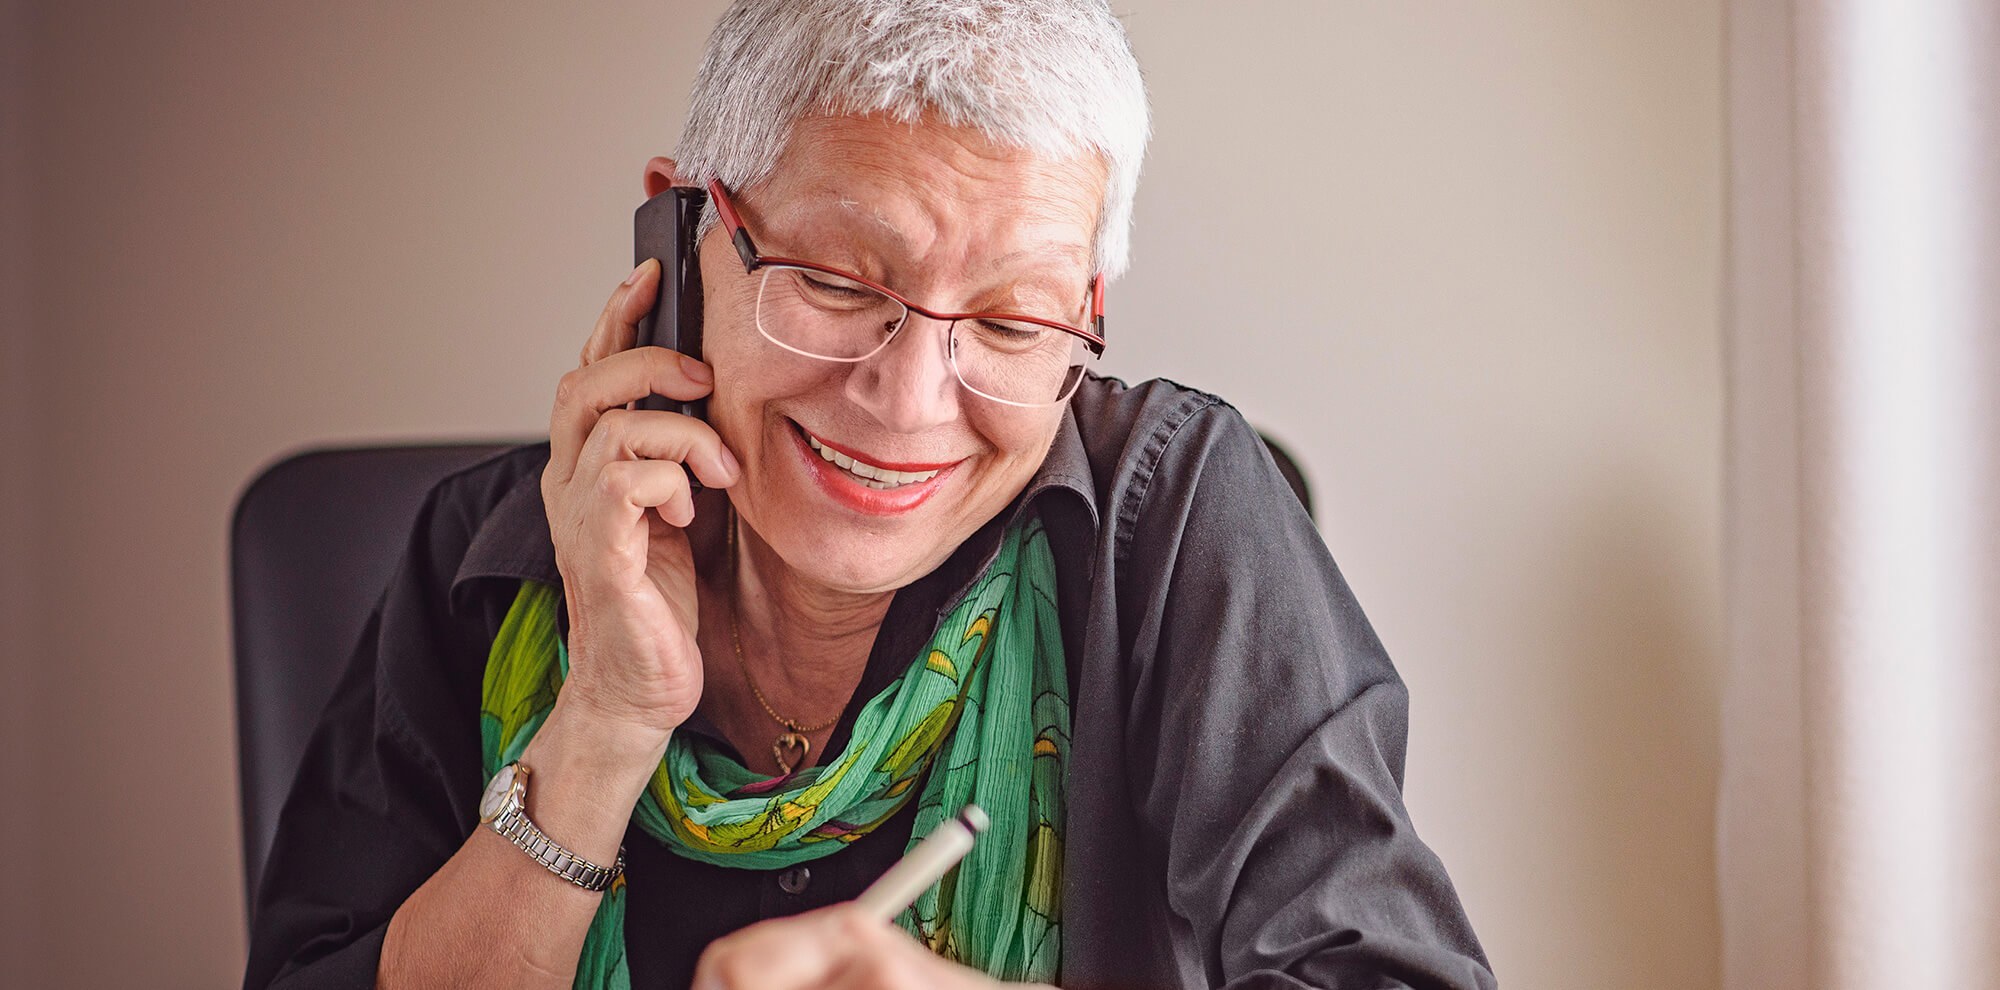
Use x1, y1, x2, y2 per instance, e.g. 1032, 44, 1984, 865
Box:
480, 512, 1068, 988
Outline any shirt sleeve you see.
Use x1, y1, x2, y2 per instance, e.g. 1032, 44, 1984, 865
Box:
1118, 399, 1497, 990
242, 472, 494, 990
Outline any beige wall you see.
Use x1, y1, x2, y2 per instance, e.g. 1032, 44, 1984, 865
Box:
4, 1, 1722, 987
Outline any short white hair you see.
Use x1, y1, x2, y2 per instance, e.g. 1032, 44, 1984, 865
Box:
673, 0, 1151, 280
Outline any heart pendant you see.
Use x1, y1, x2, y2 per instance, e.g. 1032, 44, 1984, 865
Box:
772, 732, 809, 775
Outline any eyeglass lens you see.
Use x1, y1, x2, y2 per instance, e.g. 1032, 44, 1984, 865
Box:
754, 265, 1093, 405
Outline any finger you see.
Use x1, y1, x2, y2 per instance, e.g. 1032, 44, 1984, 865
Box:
580, 259, 658, 367
547, 347, 718, 482
693, 911, 854, 990
583, 459, 695, 556
815, 913, 935, 990
834, 924, 996, 990
821, 954, 907, 990
558, 459, 686, 598
569, 406, 739, 492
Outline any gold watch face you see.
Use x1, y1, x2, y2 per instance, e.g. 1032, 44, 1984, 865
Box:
478, 762, 518, 823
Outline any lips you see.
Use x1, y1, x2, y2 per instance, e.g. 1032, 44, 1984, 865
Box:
804, 434, 946, 488
800, 428, 961, 474
786, 420, 965, 515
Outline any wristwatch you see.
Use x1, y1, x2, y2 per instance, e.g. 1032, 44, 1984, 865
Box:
478, 760, 625, 891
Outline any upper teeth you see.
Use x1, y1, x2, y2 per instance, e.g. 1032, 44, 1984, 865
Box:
806, 432, 943, 489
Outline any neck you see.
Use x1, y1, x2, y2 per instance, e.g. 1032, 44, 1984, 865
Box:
721, 509, 891, 720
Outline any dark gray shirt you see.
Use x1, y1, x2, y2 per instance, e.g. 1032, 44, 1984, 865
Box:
244, 374, 1496, 989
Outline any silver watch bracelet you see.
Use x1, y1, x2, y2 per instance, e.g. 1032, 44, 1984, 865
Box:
488, 806, 626, 892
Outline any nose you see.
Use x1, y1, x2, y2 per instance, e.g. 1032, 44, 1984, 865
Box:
842, 311, 962, 434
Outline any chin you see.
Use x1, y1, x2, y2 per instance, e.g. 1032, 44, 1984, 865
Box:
769, 526, 941, 595
750, 467, 1007, 596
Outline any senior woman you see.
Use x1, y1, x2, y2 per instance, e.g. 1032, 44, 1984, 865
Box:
245, 2, 1494, 988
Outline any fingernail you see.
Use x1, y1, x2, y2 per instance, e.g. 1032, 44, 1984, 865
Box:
680, 353, 713, 384
623, 259, 649, 286
718, 444, 741, 479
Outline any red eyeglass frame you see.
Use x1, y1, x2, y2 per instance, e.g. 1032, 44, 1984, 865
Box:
704, 178, 1107, 355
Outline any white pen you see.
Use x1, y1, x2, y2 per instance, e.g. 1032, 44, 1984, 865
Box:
854, 804, 990, 922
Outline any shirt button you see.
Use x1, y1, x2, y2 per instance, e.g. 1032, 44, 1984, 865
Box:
777, 866, 811, 895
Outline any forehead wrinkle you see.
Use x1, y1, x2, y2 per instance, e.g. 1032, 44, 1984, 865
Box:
834, 195, 917, 248
829, 189, 1087, 269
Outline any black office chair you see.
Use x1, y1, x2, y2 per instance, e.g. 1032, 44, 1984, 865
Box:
226, 433, 1310, 926
228, 440, 532, 921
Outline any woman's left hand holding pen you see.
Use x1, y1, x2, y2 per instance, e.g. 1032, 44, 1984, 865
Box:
689, 902, 1056, 990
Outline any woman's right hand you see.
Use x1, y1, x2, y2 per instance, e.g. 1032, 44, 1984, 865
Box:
539, 257, 740, 751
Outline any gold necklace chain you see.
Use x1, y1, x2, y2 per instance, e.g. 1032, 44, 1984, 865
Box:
726, 507, 838, 773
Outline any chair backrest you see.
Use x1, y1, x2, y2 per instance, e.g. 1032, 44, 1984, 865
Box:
228, 441, 528, 920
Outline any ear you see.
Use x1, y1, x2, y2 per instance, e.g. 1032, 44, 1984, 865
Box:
642, 156, 678, 198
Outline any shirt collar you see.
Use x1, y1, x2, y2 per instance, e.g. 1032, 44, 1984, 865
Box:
451, 403, 1100, 603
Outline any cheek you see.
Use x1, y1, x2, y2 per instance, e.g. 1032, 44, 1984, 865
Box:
970, 407, 1063, 475
715, 343, 835, 411
702, 296, 841, 442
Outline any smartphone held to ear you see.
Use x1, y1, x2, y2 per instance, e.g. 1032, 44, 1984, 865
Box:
633, 186, 707, 422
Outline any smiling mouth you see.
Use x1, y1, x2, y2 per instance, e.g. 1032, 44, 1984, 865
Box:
794, 423, 956, 490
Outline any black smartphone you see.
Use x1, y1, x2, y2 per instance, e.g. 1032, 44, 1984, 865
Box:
632, 185, 708, 422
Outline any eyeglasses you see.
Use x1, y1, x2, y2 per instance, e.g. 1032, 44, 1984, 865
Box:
705, 178, 1107, 407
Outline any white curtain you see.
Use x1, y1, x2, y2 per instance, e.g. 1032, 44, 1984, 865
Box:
1722, 1, 2000, 987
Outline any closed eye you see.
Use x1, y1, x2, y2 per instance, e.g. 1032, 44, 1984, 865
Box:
974, 319, 1046, 340
800, 272, 872, 299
